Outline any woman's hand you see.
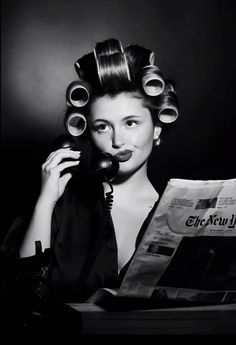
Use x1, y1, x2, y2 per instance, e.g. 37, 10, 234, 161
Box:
39, 148, 81, 204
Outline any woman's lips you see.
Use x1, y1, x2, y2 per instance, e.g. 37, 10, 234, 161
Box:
114, 150, 133, 162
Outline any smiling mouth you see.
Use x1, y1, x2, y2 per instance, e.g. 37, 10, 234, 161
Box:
114, 150, 133, 162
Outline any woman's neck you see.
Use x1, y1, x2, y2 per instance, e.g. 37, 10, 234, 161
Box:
111, 162, 155, 198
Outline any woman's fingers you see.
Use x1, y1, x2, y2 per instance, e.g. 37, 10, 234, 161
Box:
44, 148, 80, 165
44, 148, 72, 162
43, 150, 81, 171
39, 148, 81, 203
55, 159, 80, 173
42, 160, 80, 180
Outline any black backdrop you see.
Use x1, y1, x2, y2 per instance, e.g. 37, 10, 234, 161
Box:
1, 0, 236, 241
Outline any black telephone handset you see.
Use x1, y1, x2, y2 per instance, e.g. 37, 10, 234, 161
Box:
77, 150, 119, 182
55, 135, 119, 181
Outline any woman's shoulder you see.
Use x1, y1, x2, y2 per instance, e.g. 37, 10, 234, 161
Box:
64, 173, 104, 201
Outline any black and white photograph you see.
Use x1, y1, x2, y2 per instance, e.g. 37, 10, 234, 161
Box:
1, 0, 236, 338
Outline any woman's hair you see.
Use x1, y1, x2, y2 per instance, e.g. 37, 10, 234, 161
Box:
64, 38, 179, 138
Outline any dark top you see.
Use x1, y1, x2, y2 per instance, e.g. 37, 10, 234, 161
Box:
1, 173, 159, 302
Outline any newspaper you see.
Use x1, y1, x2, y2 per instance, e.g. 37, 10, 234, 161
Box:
118, 178, 236, 303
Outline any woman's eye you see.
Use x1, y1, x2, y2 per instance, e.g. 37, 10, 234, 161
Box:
94, 123, 110, 133
126, 120, 139, 128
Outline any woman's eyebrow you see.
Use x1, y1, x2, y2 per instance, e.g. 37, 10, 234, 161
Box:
92, 114, 142, 124
92, 119, 111, 124
123, 115, 142, 119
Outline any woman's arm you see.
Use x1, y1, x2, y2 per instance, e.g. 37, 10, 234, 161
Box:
19, 196, 56, 257
19, 148, 81, 257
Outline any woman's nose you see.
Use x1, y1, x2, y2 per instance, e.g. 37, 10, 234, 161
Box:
112, 129, 125, 148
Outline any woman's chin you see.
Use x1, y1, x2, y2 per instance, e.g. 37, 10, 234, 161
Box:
114, 168, 132, 180
115, 160, 147, 179
117, 163, 133, 174
116, 165, 138, 178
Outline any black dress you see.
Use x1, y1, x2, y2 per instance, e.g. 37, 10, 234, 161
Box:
1, 173, 159, 302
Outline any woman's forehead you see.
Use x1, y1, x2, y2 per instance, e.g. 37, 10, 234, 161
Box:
90, 93, 150, 120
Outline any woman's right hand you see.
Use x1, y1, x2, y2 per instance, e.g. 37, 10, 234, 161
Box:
39, 148, 81, 204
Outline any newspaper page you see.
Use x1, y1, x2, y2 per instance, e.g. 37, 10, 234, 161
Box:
118, 178, 236, 302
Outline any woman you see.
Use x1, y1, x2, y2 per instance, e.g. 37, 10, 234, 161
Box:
2, 38, 179, 302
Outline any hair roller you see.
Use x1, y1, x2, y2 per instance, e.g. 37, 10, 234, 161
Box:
94, 53, 131, 86
125, 45, 152, 68
142, 65, 165, 96
157, 83, 179, 124
95, 38, 124, 57
94, 39, 131, 86
66, 80, 91, 107
65, 110, 87, 137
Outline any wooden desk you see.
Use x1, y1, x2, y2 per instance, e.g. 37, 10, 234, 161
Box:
68, 302, 236, 335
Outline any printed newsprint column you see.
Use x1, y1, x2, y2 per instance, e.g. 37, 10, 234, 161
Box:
118, 178, 236, 298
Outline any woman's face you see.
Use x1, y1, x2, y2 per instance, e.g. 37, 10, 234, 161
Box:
88, 92, 161, 176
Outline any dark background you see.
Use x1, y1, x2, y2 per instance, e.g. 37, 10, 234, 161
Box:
1, 0, 236, 242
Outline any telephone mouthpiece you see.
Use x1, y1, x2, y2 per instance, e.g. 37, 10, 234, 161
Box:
93, 152, 119, 181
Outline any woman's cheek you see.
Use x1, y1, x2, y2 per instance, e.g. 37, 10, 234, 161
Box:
91, 133, 110, 151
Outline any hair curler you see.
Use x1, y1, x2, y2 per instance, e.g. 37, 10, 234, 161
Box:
66, 80, 91, 107
158, 106, 179, 123
157, 83, 179, 123
93, 39, 131, 86
142, 65, 165, 96
65, 111, 87, 137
